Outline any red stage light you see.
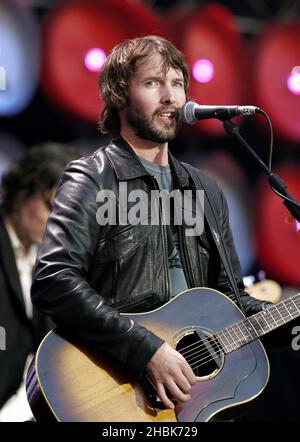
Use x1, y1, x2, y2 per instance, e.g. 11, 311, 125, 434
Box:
192, 59, 214, 83
42, 0, 165, 123
287, 66, 300, 96
84, 48, 107, 73
251, 21, 300, 143
255, 165, 300, 286
168, 4, 246, 136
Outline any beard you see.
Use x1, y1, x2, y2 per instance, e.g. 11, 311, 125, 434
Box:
125, 105, 181, 144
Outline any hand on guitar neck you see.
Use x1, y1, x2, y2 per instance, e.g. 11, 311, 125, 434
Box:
146, 342, 197, 409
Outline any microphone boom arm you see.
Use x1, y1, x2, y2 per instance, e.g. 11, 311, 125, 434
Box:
221, 117, 300, 223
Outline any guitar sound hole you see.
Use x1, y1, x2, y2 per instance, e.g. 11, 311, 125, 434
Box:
176, 330, 223, 378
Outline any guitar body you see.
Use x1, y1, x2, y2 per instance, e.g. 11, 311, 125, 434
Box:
26, 288, 270, 422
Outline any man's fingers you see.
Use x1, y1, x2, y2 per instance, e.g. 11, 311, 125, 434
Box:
156, 383, 175, 409
146, 343, 198, 409
166, 378, 192, 403
173, 372, 193, 394
182, 363, 197, 385
176, 357, 197, 390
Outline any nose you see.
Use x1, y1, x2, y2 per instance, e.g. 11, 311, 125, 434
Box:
160, 83, 176, 105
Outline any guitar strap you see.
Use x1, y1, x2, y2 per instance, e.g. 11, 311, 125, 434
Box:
180, 162, 245, 314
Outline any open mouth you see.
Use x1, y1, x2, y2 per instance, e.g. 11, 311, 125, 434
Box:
156, 111, 176, 125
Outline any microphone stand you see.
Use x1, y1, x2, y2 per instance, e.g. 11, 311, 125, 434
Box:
220, 117, 300, 223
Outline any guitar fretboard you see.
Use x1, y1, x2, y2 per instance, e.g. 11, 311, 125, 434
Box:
216, 294, 300, 354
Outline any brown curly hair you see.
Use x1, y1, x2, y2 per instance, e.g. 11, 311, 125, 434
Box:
0, 143, 79, 214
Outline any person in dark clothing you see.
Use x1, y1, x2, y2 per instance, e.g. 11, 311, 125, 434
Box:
0, 143, 79, 420
31, 36, 271, 413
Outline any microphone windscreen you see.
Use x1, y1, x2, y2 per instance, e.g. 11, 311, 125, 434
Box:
180, 101, 197, 125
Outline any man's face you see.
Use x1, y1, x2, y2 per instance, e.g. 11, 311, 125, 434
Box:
122, 54, 186, 144
17, 188, 55, 246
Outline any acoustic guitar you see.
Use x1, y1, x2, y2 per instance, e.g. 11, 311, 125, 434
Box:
26, 287, 300, 422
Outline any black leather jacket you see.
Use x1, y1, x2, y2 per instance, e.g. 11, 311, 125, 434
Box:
31, 136, 269, 375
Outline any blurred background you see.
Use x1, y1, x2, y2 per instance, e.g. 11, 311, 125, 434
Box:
0, 0, 300, 421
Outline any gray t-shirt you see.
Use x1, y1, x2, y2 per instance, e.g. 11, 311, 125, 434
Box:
139, 157, 188, 297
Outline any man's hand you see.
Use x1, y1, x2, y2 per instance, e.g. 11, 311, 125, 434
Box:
146, 342, 197, 409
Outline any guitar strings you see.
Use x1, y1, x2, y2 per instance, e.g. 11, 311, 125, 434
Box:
180, 296, 300, 359
185, 301, 299, 368
185, 305, 300, 372
179, 301, 296, 360
176, 299, 300, 373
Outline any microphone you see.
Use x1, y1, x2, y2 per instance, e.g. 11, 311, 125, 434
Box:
180, 101, 260, 124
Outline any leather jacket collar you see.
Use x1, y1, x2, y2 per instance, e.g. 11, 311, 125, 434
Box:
105, 135, 190, 189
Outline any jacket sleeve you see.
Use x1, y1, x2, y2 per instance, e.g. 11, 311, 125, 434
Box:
31, 158, 163, 375
215, 184, 272, 316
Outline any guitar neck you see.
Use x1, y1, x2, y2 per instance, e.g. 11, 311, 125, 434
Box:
216, 293, 300, 354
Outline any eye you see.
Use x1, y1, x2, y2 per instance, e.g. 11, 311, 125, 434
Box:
145, 80, 158, 87
173, 81, 184, 88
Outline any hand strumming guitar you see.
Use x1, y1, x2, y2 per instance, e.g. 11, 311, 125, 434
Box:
146, 342, 197, 409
